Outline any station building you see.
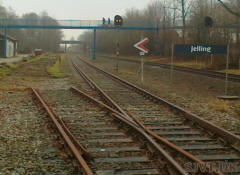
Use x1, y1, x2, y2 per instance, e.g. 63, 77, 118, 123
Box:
0, 32, 17, 58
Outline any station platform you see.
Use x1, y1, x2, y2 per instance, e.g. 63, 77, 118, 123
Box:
0, 54, 30, 64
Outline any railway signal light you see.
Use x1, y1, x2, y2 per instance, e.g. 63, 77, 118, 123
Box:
204, 16, 213, 28
114, 15, 123, 27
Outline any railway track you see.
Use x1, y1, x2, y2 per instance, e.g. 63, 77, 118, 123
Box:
31, 87, 188, 174
31, 88, 93, 175
0, 91, 75, 174
101, 55, 240, 83
72, 56, 240, 174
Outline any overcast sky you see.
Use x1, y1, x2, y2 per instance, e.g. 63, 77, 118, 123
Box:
2, 0, 152, 39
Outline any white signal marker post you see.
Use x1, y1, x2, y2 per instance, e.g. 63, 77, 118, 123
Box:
134, 38, 150, 84
140, 52, 145, 83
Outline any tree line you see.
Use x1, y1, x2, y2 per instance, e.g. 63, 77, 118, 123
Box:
0, 5, 63, 53
77, 0, 240, 69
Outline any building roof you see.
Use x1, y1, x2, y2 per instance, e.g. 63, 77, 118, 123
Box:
0, 32, 17, 41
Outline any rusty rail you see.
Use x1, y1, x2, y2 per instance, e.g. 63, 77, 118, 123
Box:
30, 88, 94, 175
71, 60, 136, 124
72, 59, 224, 175
71, 86, 189, 175
101, 55, 240, 83
126, 112, 224, 175
79, 57, 240, 150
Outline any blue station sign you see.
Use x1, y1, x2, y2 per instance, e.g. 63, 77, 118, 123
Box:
174, 44, 228, 55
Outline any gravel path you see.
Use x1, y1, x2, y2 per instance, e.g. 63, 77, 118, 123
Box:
0, 91, 75, 174
0, 55, 29, 64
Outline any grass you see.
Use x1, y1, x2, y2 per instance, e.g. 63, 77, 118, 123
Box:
209, 99, 229, 113
27, 55, 47, 63
235, 102, 240, 115
148, 58, 168, 62
219, 69, 240, 75
7, 63, 19, 69
173, 61, 207, 69
47, 54, 66, 78
0, 55, 48, 74
0, 66, 11, 76
0, 85, 26, 91
0, 54, 59, 78
0, 61, 22, 77
102, 54, 168, 63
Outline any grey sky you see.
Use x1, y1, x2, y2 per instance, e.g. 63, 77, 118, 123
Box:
2, 0, 152, 39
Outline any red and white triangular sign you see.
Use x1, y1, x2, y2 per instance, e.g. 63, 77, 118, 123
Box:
134, 37, 150, 53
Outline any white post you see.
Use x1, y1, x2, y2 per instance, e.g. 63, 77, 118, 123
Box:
225, 44, 230, 96
141, 57, 144, 84
171, 44, 174, 83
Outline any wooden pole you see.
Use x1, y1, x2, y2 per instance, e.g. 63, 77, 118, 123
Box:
171, 44, 174, 83
225, 44, 230, 95
211, 54, 213, 66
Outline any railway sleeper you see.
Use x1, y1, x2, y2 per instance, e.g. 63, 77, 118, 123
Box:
41, 90, 166, 174
75, 58, 240, 174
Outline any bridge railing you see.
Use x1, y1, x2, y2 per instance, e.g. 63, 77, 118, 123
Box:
0, 19, 239, 29
0, 19, 159, 28
0, 19, 102, 27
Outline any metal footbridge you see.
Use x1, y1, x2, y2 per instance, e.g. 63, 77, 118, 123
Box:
0, 19, 239, 59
